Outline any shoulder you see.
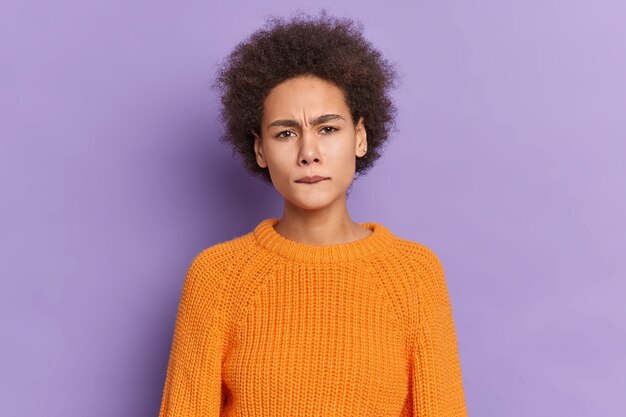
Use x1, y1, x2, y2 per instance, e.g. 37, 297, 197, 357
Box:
388, 236, 456, 338
387, 235, 450, 309
181, 231, 257, 301
182, 228, 281, 306
389, 235, 446, 277
176, 232, 260, 330
185, 231, 258, 287
191, 232, 256, 266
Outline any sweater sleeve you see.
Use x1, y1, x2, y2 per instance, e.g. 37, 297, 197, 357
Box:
158, 251, 227, 417
410, 250, 468, 417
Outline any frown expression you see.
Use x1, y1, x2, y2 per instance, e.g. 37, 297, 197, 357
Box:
253, 74, 367, 211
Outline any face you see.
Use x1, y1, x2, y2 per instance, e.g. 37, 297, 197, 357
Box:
252, 74, 367, 212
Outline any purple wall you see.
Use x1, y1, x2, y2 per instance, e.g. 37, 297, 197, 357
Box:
2, 1, 625, 416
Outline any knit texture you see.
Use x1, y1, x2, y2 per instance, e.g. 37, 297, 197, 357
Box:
158, 217, 468, 417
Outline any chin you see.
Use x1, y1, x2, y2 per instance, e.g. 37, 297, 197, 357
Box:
281, 190, 341, 211
288, 196, 333, 211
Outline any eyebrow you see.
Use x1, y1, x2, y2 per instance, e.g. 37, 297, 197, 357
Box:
267, 114, 345, 129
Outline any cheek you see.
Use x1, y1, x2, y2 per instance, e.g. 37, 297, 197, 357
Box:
325, 143, 357, 187
334, 141, 358, 167
265, 149, 292, 181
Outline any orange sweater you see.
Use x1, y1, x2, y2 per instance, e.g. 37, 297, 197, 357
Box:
158, 217, 468, 416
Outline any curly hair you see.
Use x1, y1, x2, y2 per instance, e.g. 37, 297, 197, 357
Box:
211, 9, 400, 185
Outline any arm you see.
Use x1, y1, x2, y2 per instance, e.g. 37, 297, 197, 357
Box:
158, 251, 227, 417
410, 249, 468, 417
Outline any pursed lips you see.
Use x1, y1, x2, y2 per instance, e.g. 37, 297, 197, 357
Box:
295, 176, 330, 184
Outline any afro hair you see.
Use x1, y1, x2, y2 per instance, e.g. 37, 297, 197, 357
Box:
211, 8, 400, 185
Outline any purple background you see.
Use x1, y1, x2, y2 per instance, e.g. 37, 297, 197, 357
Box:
2, 1, 625, 416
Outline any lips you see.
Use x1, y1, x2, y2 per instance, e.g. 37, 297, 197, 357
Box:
295, 175, 329, 183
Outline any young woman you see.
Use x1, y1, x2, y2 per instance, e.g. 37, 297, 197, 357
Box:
158, 10, 468, 417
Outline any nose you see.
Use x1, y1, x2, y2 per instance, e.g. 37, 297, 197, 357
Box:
297, 130, 321, 165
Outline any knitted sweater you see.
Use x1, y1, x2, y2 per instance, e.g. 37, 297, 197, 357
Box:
158, 217, 468, 417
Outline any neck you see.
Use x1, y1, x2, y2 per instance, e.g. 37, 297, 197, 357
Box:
274, 196, 371, 246
252, 217, 393, 263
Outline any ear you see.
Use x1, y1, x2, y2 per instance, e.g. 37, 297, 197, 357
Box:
354, 116, 368, 158
252, 129, 268, 168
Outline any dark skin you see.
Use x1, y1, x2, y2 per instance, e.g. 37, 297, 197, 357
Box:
252, 74, 372, 245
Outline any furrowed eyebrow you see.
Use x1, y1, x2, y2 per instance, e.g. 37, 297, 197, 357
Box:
267, 114, 345, 129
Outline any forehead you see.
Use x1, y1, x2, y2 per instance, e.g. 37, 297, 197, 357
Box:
262, 75, 349, 119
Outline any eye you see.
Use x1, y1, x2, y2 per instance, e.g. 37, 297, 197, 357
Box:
276, 130, 296, 138
320, 126, 338, 134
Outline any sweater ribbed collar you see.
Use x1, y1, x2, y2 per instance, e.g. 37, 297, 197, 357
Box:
252, 217, 395, 263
